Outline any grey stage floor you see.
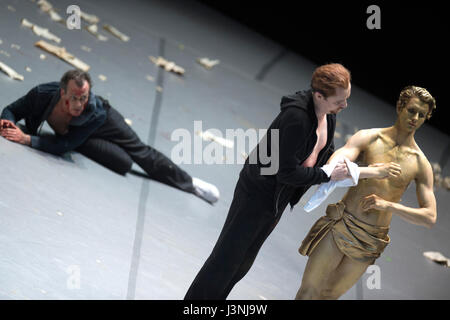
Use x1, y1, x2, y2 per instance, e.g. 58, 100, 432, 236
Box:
0, 0, 449, 300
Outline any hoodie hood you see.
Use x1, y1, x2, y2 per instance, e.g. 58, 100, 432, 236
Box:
280, 89, 314, 113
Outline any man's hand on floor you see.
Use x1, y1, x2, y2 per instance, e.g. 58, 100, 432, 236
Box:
0, 121, 31, 145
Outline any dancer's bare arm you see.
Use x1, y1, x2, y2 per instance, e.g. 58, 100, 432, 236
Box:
328, 129, 401, 179
361, 156, 437, 228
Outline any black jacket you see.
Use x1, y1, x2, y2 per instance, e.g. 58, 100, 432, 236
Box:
1, 82, 107, 155
239, 89, 335, 215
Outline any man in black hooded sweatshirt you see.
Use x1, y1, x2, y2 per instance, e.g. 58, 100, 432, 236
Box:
185, 63, 353, 299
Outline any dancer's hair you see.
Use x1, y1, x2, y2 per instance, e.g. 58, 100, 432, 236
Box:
60, 69, 92, 93
396, 86, 436, 120
311, 63, 351, 98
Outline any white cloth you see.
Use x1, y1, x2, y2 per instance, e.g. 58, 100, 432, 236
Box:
303, 156, 360, 212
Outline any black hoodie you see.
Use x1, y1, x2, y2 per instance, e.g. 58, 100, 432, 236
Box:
239, 89, 335, 216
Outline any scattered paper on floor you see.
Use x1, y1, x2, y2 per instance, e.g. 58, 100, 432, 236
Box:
443, 177, 450, 190
196, 130, 234, 149
0, 50, 10, 58
149, 56, 185, 75
423, 251, 450, 267
156, 86, 163, 93
124, 118, 132, 126
26, 67, 32, 72
81, 45, 91, 52
197, 57, 220, 69
86, 24, 108, 41
48, 9, 64, 22
0, 61, 24, 81
98, 74, 107, 81
145, 75, 154, 82
34, 40, 90, 71
21, 19, 61, 43
103, 24, 129, 42
80, 11, 99, 24
37, 0, 53, 12
7, 5, 16, 12
11, 44, 21, 50
40, 53, 46, 60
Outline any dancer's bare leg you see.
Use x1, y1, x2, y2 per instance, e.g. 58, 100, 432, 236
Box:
295, 232, 344, 300
319, 256, 371, 300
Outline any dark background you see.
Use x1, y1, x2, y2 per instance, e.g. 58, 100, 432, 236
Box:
197, 0, 449, 136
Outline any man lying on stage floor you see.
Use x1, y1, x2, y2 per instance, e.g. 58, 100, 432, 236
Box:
0, 69, 219, 204
296, 86, 437, 300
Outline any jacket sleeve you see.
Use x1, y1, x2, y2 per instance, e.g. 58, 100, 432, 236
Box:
29, 113, 106, 156
276, 111, 330, 187
1, 86, 38, 123
325, 139, 335, 162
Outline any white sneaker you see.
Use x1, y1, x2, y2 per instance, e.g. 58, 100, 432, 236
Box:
192, 177, 220, 205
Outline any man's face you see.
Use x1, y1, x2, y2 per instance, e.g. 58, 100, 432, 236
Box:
319, 84, 351, 115
61, 79, 90, 117
397, 97, 429, 132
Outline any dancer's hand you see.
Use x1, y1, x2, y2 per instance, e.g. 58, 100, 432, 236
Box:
330, 162, 351, 181
0, 124, 31, 145
369, 162, 402, 179
0, 119, 16, 131
361, 194, 391, 211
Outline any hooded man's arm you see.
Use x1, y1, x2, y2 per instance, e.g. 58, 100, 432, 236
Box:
276, 111, 330, 187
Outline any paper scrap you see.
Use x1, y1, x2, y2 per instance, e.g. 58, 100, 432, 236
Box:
103, 24, 129, 42
431, 162, 442, 175
86, 24, 108, 41
11, 44, 21, 50
197, 57, 220, 69
98, 74, 107, 81
124, 118, 132, 126
34, 40, 90, 71
81, 45, 91, 52
156, 86, 163, 93
0, 61, 24, 81
7, 5, 16, 12
56, 211, 63, 216
21, 19, 61, 43
145, 75, 154, 82
40, 53, 46, 60
443, 177, 450, 190
423, 251, 450, 267
196, 130, 234, 149
0, 50, 10, 58
26, 67, 32, 72
149, 56, 185, 75
48, 9, 64, 22
37, 0, 53, 12
80, 11, 99, 24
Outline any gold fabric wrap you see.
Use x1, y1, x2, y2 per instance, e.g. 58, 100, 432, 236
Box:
299, 201, 390, 264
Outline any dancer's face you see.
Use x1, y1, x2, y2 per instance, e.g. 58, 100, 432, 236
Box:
315, 84, 351, 115
61, 80, 90, 117
324, 84, 351, 114
397, 96, 429, 132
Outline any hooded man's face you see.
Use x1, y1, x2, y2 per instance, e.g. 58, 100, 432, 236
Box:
61, 79, 90, 117
323, 84, 351, 114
